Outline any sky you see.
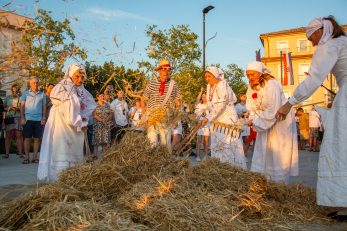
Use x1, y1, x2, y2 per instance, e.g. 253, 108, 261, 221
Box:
2, 0, 347, 71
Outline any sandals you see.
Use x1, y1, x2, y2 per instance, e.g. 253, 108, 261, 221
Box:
22, 159, 30, 164
17, 153, 24, 158
32, 159, 39, 163
2, 154, 9, 159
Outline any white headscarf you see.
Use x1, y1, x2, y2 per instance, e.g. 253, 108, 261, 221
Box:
64, 63, 85, 79
246, 61, 271, 74
305, 17, 333, 45
205, 66, 224, 80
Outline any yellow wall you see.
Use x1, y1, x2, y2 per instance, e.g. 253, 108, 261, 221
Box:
260, 31, 336, 111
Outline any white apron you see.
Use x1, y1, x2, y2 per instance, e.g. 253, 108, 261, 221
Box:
207, 80, 247, 169
246, 79, 298, 184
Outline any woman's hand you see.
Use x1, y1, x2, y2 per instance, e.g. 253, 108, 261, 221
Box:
200, 118, 208, 127
276, 102, 293, 121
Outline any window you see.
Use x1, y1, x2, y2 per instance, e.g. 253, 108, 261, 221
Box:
298, 63, 310, 83
297, 39, 310, 52
277, 40, 289, 54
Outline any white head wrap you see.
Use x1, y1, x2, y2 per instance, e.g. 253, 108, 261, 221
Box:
246, 61, 271, 74
305, 17, 333, 45
205, 66, 224, 80
64, 63, 85, 79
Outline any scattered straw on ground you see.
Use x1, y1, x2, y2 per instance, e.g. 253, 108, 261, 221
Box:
0, 132, 337, 231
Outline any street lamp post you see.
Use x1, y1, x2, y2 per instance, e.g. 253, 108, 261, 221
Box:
202, 5, 214, 71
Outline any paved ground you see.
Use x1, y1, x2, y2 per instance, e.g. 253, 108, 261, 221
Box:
0, 148, 319, 197
0, 149, 319, 187
1, 149, 347, 230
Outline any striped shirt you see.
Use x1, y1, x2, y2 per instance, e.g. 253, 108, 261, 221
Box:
143, 78, 181, 110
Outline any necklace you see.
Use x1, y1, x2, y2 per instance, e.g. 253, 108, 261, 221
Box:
209, 84, 216, 102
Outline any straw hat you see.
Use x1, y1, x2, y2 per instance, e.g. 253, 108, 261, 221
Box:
154, 59, 172, 71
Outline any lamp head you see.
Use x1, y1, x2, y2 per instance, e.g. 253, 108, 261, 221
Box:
203, 5, 215, 14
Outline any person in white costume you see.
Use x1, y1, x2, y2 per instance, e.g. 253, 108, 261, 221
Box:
308, 106, 321, 152
277, 16, 347, 220
246, 61, 298, 184
37, 64, 96, 182
201, 66, 246, 169
194, 89, 210, 162
235, 94, 250, 156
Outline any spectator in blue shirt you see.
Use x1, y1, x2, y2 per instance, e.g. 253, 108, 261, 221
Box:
20, 76, 47, 164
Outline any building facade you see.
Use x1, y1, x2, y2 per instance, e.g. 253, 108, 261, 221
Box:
260, 25, 347, 111
0, 9, 32, 97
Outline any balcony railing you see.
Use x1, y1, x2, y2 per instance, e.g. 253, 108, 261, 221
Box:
276, 48, 290, 55
275, 46, 313, 56
297, 45, 312, 53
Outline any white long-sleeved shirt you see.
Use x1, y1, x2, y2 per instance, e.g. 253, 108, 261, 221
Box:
110, 98, 129, 126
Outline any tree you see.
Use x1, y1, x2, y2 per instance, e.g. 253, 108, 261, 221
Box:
173, 67, 205, 105
139, 24, 204, 104
20, 9, 86, 84
139, 25, 201, 74
84, 61, 147, 101
223, 64, 248, 97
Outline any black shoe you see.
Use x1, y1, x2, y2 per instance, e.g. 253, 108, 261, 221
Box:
327, 211, 338, 218
327, 211, 347, 222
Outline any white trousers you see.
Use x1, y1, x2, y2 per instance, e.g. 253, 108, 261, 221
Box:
147, 125, 172, 150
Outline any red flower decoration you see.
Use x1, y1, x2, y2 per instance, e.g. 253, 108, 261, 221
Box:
80, 102, 86, 110
252, 92, 258, 99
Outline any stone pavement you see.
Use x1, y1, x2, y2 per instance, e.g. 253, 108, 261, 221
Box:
1, 150, 347, 230
1, 149, 319, 187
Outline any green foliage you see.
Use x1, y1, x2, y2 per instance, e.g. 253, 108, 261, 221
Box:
139, 24, 204, 104
22, 9, 87, 84
139, 25, 201, 74
84, 61, 147, 101
173, 66, 204, 105
222, 64, 248, 97
137, 24, 248, 104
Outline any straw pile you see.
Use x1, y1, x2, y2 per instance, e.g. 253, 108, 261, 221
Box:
140, 104, 182, 129
117, 159, 328, 230
0, 132, 334, 231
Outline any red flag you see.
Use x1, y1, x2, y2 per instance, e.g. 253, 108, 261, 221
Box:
282, 53, 288, 86
286, 52, 294, 85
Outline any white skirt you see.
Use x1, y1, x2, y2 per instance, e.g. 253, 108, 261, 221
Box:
316, 86, 347, 207
240, 118, 250, 137
172, 121, 183, 135
210, 130, 246, 169
197, 127, 210, 136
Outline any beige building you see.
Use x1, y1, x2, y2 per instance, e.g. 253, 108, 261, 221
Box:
260, 25, 347, 111
0, 9, 32, 97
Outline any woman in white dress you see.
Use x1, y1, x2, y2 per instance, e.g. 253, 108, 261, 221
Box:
194, 89, 210, 161
246, 61, 298, 184
38, 64, 96, 182
235, 94, 251, 156
201, 66, 246, 169
277, 16, 347, 220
